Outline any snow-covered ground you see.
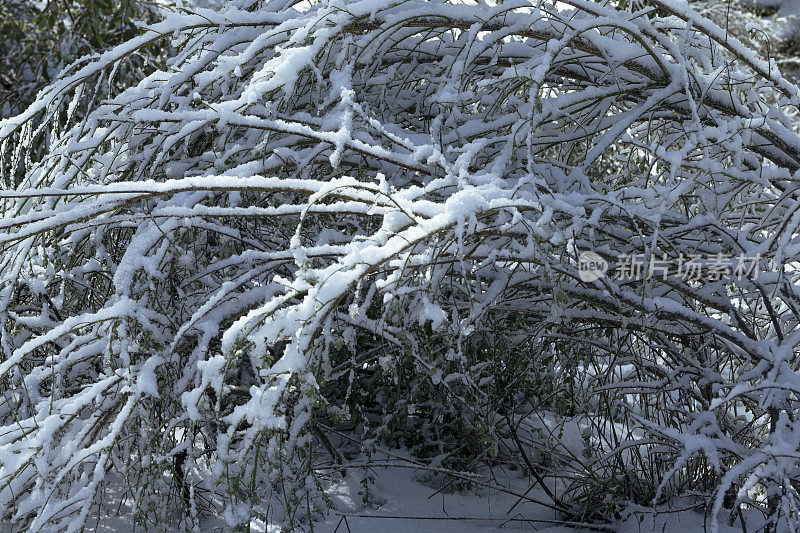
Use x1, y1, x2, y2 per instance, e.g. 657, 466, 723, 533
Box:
314, 466, 754, 533
316, 463, 570, 533
84, 454, 759, 532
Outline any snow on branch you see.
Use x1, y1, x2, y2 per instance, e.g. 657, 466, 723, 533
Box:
1, 0, 800, 530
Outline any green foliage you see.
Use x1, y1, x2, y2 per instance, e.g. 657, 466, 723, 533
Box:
0, 0, 168, 117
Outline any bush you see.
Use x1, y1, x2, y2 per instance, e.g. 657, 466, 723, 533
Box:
0, 0, 168, 118
2, 0, 800, 531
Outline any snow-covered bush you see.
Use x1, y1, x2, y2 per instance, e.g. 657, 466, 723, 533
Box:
691, 0, 800, 78
3, 0, 800, 530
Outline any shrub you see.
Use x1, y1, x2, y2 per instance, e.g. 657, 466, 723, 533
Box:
2, 0, 800, 531
0, 0, 168, 118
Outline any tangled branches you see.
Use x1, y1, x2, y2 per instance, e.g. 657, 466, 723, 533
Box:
2, 0, 800, 530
